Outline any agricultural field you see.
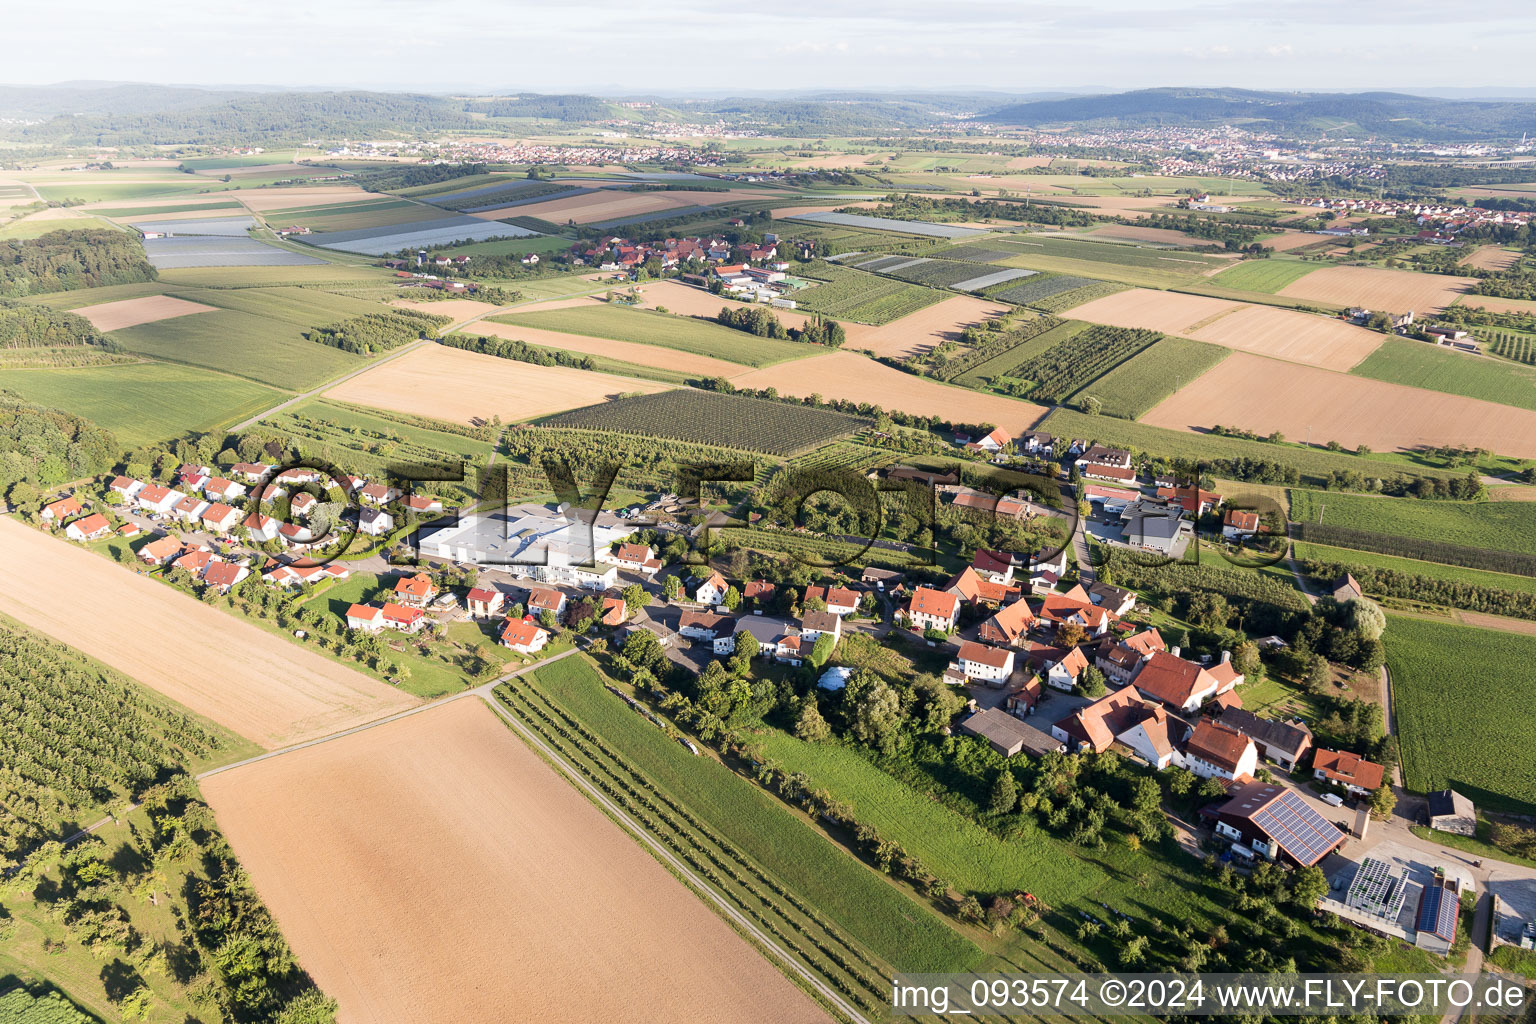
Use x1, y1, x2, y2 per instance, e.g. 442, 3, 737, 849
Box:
1067, 288, 1384, 371
420, 178, 574, 211
1489, 333, 1536, 365
1142, 352, 1536, 459
787, 210, 983, 238
69, 293, 217, 331
989, 234, 1232, 287
1289, 489, 1536, 556
855, 254, 1033, 292
1209, 259, 1320, 294
202, 698, 834, 1024
1460, 245, 1522, 272
794, 263, 949, 325
1460, 295, 1536, 316
493, 302, 814, 366
1081, 223, 1205, 247
630, 279, 815, 329
463, 321, 755, 379
0, 519, 416, 749
1385, 615, 1536, 813
323, 342, 671, 424
1293, 540, 1536, 598
476, 187, 729, 225
1074, 335, 1230, 419
949, 318, 1090, 390
259, 196, 444, 233
1007, 323, 1163, 403
1277, 264, 1474, 313
0, 361, 285, 445
1350, 339, 1536, 413
729, 350, 1049, 434
512, 655, 980, 974
542, 388, 867, 455
989, 274, 1125, 311
847, 295, 1012, 359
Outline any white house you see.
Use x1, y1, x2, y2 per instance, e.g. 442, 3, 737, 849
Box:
956, 641, 1015, 685
905, 586, 960, 632
1044, 646, 1091, 692
805, 584, 859, 617
359, 507, 395, 536
242, 512, 280, 543
1183, 720, 1259, 781
1223, 509, 1261, 540
64, 513, 111, 542
108, 476, 144, 500
346, 603, 386, 631
500, 618, 549, 655
136, 485, 185, 516
465, 586, 505, 618
694, 571, 728, 606
799, 610, 842, 644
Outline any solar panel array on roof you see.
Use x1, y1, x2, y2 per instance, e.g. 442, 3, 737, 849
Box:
1416, 882, 1458, 942
1251, 790, 1344, 866
1344, 857, 1409, 919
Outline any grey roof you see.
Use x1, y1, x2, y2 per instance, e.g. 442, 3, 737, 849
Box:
1218, 708, 1314, 757
1427, 789, 1475, 819
801, 610, 840, 634
960, 708, 1062, 756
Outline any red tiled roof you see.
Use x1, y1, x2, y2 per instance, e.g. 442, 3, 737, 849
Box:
909, 586, 959, 620
500, 619, 546, 647
1133, 651, 1219, 708
958, 641, 1013, 669
1313, 749, 1385, 790
1185, 719, 1253, 772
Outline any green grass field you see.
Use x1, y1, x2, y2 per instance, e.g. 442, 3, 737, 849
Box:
1385, 615, 1536, 813
31, 180, 211, 203
0, 361, 286, 445
1208, 259, 1319, 294
1289, 489, 1536, 556
989, 235, 1229, 289
521, 655, 981, 973
262, 197, 443, 233
153, 264, 390, 287
0, 215, 123, 240
1072, 335, 1230, 419
108, 306, 365, 388
1294, 541, 1536, 597
493, 303, 815, 367
89, 200, 245, 217
1350, 339, 1536, 413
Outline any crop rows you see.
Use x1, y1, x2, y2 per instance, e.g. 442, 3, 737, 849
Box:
1028, 279, 1129, 313
994, 235, 1228, 271
886, 258, 1002, 289
933, 244, 1018, 264
1071, 336, 1229, 419
1289, 489, 1536, 556
1011, 324, 1162, 402
988, 274, 1098, 306
795, 263, 947, 324
1291, 522, 1536, 577
428, 180, 572, 211
542, 389, 868, 456
1490, 332, 1536, 364
790, 440, 896, 472
935, 314, 1067, 383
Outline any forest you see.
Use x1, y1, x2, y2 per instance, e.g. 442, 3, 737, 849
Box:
0, 394, 120, 503
0, 229, 156, 297
0, 298, 117, 349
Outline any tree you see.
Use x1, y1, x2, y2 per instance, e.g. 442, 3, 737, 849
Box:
1056, 622, 1087, 648
622, 628, 665, 676
621, 583, 649, 614
1302, 654, 1333, 693
664, 574, 682, 601
1076, 664, 1107, 698
1232, 641, 1262, 679
728, 629, 759, 676
723, 585, 741, 611
794, 699, 831, 741
846, 673, 902, 753
807, 632, 836, 669
1368, 784, 1397, 821
1347, 597, 1387, 640
1289, 864, 1329, 907
989, 769, 1019, 814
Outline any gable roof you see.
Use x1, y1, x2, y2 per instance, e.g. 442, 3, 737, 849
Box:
1134, 651, 1219, 707
1054, 684, 1155, 753
980, 598, 1037, 644
1122, 628, 1165, 656
1218, 707, 1314, 757
395, 573, 434, 599
909, 586, 960, 619
527, 587, 565, 611
1184, 719, 1254, 772
958, 641, 1013, 670
1217, 783, 1344, 866
500, 618, 547, 647
1313, 748, 1385, 790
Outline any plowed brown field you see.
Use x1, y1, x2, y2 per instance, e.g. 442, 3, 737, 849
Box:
1140, 351, 1536, 458
0, 518, 416, 748
201, 697, 833, 1024
74, 294, 218, 331
1278, 265, 1474, 312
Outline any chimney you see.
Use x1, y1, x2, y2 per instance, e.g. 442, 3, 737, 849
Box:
1221, 650, 1232, 664
1170, 645, 1181, 659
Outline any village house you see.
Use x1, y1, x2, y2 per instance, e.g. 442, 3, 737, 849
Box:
977, 597, 1037, 647
290, 492, 318, 518
136, 484, 185, 516
804, 584, 859, 617
1016, 430, 1054, 454
693, 571, 729, 606
173, 548, 216, 575
359, 507, 395, 536
138, 535, 183, 566
1426, 789, 1477, 836
1132, 650, 1234, 713
64, 513, 111, 542
743, 579, 777, 603
381, 602, 425, 633
1087, 582, 1136, 617
965, 426, 1012, 453
799, 610, 842, 644
946, 566, 1022, 608
904, 586, 960, 632
346, 603, 386, 631
527, 586, 567, 619
231, 462, 272, 483
1223, 509, 1261, 539
1038, 584, 1116, 637
1053, 685, 1170, 759
1313, 748, 1386, 796
1216, 707, 1314, 772
405, 494, 445, 516
465, 586, 505, 618
203, 477, 246, 502
1204, 782, 1345, 866
602, 541, 663, 575
501, 618, 550, 655
601, 596, 628, 626
1094, 627, 1166, 684
117, 522, 141, 539
359, 483, 402, 506
1183, 719, 1259, 781
173, 495, 209, 525
1043, 645, 1091, 692
971, 550, 1015, 584
201, 561, 250, 594
264, 563, 349, 588
109, 476, 144, 500
200, 502, 240, 535
955, 641, 1015, 685
243, 512, 280, 543
42, 496, 83, 521
678, 610, 735, 643
1156, 485, 1221, 517
394, 572, 437, 608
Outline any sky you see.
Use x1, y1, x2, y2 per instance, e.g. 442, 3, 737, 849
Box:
6, 0, 1536, 95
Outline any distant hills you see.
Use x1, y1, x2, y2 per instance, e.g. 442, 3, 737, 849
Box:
979, 87, 1536, 140
4, 84, 1536, 145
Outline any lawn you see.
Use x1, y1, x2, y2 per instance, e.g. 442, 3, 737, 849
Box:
1289, 489, 1536, 556
1384, 615, 1536, 813
519, 655, 982, 974
1293, 541, 1536, 597
1209, 259, 1319, 294
1070, 335, 1230, 418
262, 197, 443, 233
1350, 339, 1536, 413
0, 361, 286, 445
492, 303, 815, 367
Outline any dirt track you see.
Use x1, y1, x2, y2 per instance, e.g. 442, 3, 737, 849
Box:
201, 698, 834, 1024
0, 518, 416, 748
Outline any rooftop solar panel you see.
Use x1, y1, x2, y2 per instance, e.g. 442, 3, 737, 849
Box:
1251, 790, 1343, 865
1415, 883, 1458, 942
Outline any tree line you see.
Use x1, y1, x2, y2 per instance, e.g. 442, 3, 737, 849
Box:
716, 305, 846, 347
1, 229, 156, 297
0, 297, 119, 349
303, 309, 450, 356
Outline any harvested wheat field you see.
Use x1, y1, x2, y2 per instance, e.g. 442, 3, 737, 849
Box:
632, 279, 817, 328
324, 343, 670, 424
462, 320, 748, 378
74, 294, 218, 331
1278, 265, 1474, 312
767, 200, 880, 219
1141, 352, 1536, 459
1461, 246, 1522, 272
1084, 224, 1202, 247
230, 186, 369, 212
1068, 289, 1384, 371
1489, 485, 1536, 502
1260, 230, 1330, 252
731, 350, 1046, 433
201, 697, 833, 1024
390, 297, 513, 322
853, 295, 1012, 359
0, 518, 416, 748
1459, 295, 1536, 316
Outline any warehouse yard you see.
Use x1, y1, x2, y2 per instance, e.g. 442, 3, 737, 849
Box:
1140, 351, 1536, 458
201, 698, 834, 1024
